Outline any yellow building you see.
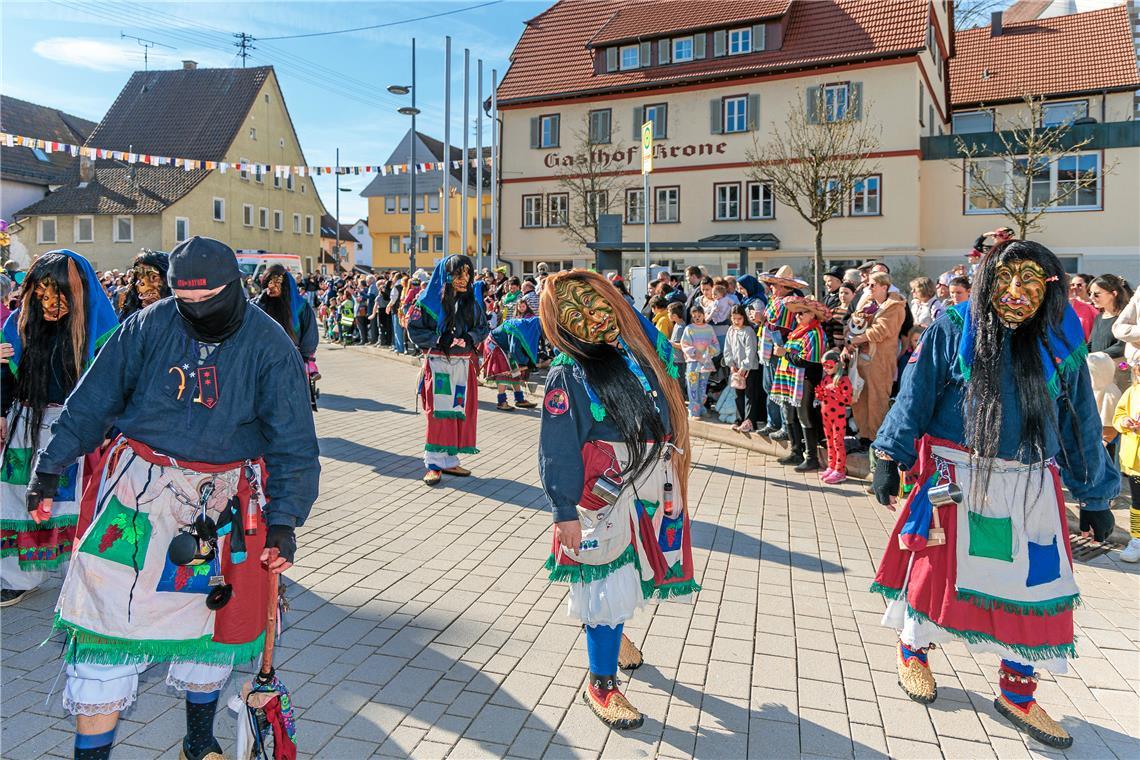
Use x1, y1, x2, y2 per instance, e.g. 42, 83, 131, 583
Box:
14, 63, 324, 272
360, 130, 490, 271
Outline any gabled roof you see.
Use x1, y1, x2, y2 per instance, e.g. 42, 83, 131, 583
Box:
14, 161, 209, 216
320, 213, 355, 241
360, 129, 489, 198
950, 5, 1140, 106
86, 66, 272, 161
0, 95, 97, 186
587, 0, 791, 47
497, 0, 929, 105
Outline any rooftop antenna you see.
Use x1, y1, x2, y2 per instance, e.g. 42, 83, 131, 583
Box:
120, 32, 174, 71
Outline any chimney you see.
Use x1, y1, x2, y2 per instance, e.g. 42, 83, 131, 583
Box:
991, 11, 1003, 37
182, 60, 198, 70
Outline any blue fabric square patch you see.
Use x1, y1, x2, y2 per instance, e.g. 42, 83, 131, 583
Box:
453, 384, 466, 408
1026, 537, 1061, 587
56, 462, 80, 502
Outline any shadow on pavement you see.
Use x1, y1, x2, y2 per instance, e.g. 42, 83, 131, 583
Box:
317, 437, 424, 479
689, 519, 846, 573
318, 393, 418, 415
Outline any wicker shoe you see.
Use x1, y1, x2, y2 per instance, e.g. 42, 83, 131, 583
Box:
442, 465, 471, 477
896, 642, 937, 704
423, 470, 442, 486
617, 633, 643, 671
179, 741, 227, 760
994, 696, 1073, 749
582, 673, 644, 730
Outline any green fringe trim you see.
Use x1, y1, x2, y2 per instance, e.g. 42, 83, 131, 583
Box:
430, 410, 467, 420
4, 555, 69, 569
424, 443, 479, 455
551, 353, 575, 367
946, 305, 965, 329
1045, 342, 1088, 399
654, 332, 673, 366
544, 544, 638, 584
589, 401, 607, 422
956, 588, 1081, 616
664, 561, 686, 580
666, 361, 679, 379
1, 515, 79, 532
53, 613, 266, 666
869, 581, 903, 601
902, 605, 1076, 662
641, 576, 701, 600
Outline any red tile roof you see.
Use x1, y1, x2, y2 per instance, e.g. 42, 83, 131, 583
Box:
587, 0, 791, 47
950, 5, 1140, 106
498, 0, 929, 105
1001, 0, 1052, 24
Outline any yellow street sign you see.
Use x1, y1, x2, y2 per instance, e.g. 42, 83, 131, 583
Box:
641, 121, 653, 174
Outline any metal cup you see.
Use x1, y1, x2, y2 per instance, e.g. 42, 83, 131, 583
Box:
927, 482, 963, 507
590, 475, 622, 506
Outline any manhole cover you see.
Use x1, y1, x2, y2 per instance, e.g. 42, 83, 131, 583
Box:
1068, 533, 1115, 562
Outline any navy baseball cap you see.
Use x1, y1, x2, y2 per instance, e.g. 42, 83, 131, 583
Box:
167, 236, 240, 290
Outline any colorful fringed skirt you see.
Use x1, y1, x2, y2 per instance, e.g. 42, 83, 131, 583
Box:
546, 441, 699, 626
1, 404, 84, 574
419, 350, 479, 456
481, 340, 527, 384
871, 437, 1078, 672
53, 437, 270, 667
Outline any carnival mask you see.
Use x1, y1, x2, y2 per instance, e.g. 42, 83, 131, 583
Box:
265, 274, 284, 298
134, 264, 163, 305
450, 265, 472, 293
992, 259, 1046, 327
34, 280, 69, 321
556, 279, 619, 343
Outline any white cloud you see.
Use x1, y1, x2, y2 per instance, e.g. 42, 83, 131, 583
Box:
32, 37, 228, 72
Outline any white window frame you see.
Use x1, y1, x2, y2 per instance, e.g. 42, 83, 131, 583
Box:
819, 178, 844, 217
273, 210, 283, 232
728, 27, 752, 55
212, 197, 225, 222
723, 96, 748, 134
672, 36, 693, 63
249, 126, 257, 140
747, 181, 774, 219
175, 216, 190, 243
433, 234, 444, 253
293, 213, 302, 234
964, 152, 1103, 214
851, 176, 881, 216
242, 204, 254, 227
655, 187, 679, 223
584, 190, 609, 224
113, 215, 133, 243
38, 217, 57, 244
588, 108, 612, 144
547, 194, 569, 227
389, 235, 400, 253
399, 195, 410, 213
305, 215, 314, 234
428, 194, 440, 213
714, 184, 740, 221
625, 188, 645, 224
255, 165, 264, 184
540, 114, 559, 148
619, 44, 640, 70
73, 215, 94, 243
952, 109, 994, 134
385, 197, 397, 214
239, 157, 249, 181
273, 173, 281, 190
415, 195, 425, 213
286, 174, 295, 191
644, 103, 667, 139
823, 84, 849, 122
1041, 100, 1088, 128
522, 195, 544, 228
259, 207, 269, 229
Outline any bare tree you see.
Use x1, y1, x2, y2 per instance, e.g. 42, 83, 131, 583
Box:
747, 87, 881, 297
955, 94, 1109, 238
953, 0, 1007, 30
553, 115, 634, 250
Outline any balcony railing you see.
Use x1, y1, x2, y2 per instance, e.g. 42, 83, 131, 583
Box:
921, 120, 1140, 160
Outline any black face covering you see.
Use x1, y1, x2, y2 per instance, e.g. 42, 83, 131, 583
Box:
175, 280, 247, 343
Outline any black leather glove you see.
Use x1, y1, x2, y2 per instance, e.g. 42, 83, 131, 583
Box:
871, 458, 900, 506
26, 471, 61, 514
264, 525, 297, 564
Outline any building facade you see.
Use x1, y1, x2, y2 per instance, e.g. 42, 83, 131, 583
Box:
361, 130, 491, 271
495, 0, 1139, 282
14, 63, 324, 272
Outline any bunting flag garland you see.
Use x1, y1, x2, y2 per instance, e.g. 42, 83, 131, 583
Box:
0, 131, 492, 178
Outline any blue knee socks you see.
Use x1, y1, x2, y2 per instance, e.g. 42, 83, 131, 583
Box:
513, 389, 526, 403
585, 623, 624, 677
75, 728, 116, 760
497, 392, 508, 405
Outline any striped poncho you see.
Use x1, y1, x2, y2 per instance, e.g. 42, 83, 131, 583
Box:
769, 319, 826, 406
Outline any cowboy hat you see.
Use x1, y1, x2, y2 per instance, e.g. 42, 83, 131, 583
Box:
759, 265, 807, 290
782, 295, 831, 321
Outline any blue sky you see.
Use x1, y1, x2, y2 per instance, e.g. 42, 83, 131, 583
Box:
1, 0, 548, 222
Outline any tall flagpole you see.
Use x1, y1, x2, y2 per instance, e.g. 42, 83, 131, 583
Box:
461, 49, 470, 259
490, 68, 498, 273
475, 58, 484, 272
442, 36, 451, 257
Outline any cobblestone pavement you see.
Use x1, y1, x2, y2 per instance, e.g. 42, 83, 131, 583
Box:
3, 345, 1138, 759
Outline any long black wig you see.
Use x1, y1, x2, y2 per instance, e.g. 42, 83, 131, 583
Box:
118, 249, 170, 320
963, 240, 1085, 496
440, 254, 477, 351
254, 264, 296, 342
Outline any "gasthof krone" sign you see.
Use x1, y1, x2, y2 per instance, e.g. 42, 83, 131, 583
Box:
543, 141, 730, 169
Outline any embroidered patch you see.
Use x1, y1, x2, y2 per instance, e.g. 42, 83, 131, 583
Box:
79, 497, 153, 567
194, 366, 220, 409
544, 388, 570, 416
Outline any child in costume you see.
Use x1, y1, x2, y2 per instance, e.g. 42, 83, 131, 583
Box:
722, 305, 760, 433
1114, 357, 1140, 562
538, 269, 699, 731
680, 305, 719, 418
26, 237, 319, 760
770, 297, 828, 472
408, 254, 490, 486
815, 349, 853, 484
482, 302, 541, 412
1, 250, 118, 606
869, 240, 1117, 750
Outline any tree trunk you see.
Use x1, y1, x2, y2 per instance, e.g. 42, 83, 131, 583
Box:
813, 225, 824, 298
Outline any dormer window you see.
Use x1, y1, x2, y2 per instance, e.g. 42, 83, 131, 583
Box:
728, 27, 752, 55
672, 36, 693, 63
620, 44, 640, 70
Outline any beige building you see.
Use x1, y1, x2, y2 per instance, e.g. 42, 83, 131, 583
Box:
495, 0, 1139, 282
14, 63, 324, 272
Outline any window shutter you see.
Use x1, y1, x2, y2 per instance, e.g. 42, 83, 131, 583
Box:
713, 30, 726, 57
753, 23, 766, 51
693, 33, 706, 59
552, 115, 561, 146
530, 117, 540, 148
850, 82, 863, 120
632, 106, 643, 139
606, 47, 618, 72
640, 41, 651, 67
659, 39, 670, 64
805, 87, 820, 125
748, 94, 761, 131
710, 99, 722, 135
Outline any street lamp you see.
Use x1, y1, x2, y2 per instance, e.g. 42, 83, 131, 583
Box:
389, 37, 419, 275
